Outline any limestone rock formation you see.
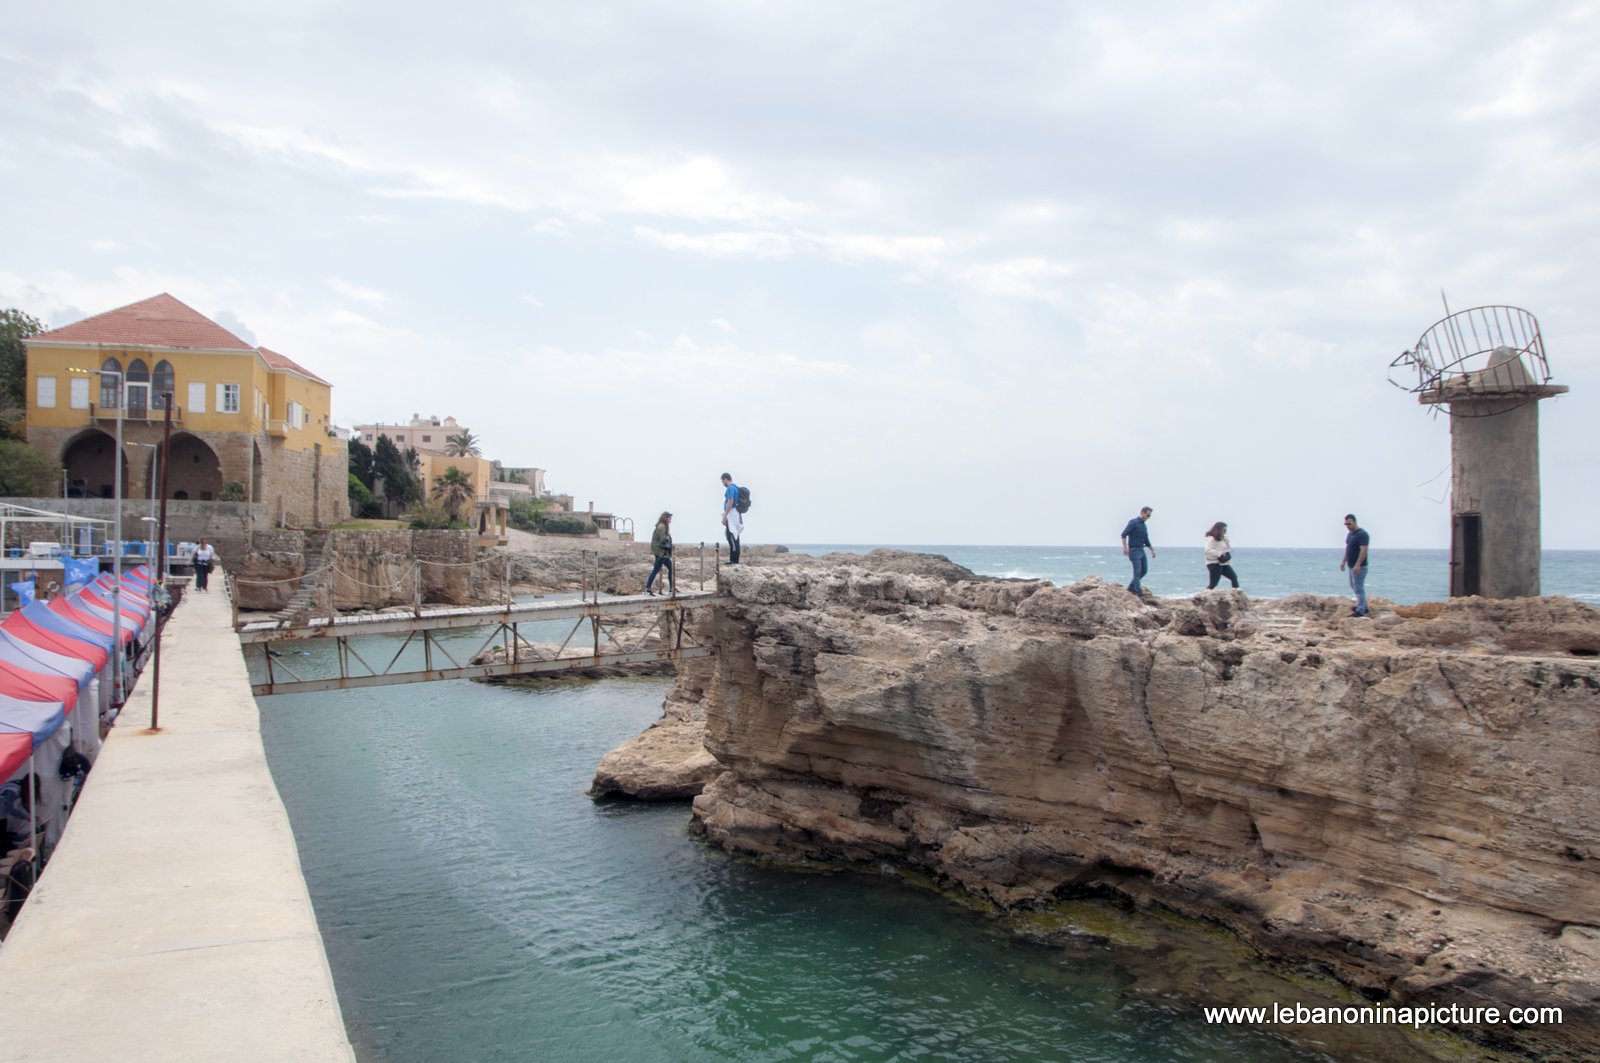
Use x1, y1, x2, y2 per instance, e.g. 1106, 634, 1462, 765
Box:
618, 557, 1599, 1058
590, 655, 720, 800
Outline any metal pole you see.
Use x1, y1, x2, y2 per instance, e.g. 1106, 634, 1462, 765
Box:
111, 370, 124, 705
152, 394, 172, 730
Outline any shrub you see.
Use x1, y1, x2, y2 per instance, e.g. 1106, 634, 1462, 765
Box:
407, 502, 466, 530
541, 516, 598, 536
218, 481, 247, 502
508, 497, 547, 531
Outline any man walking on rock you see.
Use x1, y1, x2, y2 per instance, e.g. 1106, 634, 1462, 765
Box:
1121, 506, 1156, 596
1341, 513, 1370, 616
721, 472, 743, 565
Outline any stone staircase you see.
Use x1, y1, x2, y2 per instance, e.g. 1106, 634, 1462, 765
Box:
273, 548, 327, 625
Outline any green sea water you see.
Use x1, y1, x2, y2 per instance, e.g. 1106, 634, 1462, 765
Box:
260, 671, 1477, 1063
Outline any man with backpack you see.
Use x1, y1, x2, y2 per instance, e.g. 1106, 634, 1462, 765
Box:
720, 472, 747, 564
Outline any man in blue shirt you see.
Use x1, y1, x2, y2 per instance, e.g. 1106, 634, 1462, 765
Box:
720, 472, 743, 564
1120, 506, 1156, 596
1340, 514, 1370, 616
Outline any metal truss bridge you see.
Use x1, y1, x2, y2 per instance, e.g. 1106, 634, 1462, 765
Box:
236, 591, 729, 697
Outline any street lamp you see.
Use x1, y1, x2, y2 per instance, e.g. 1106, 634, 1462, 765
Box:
68, 366, 125, 703
128, 442, 160, 578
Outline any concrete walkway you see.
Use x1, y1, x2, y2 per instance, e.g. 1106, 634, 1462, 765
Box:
0, 577, 356, 1062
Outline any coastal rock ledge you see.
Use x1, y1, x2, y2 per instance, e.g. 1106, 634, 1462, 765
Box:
607, 554, 1600, 1059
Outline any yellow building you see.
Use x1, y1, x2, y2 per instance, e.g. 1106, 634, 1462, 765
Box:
25, 293, 349, 526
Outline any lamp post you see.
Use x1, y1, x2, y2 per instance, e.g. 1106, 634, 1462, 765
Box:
129, 442, 160, 578
69, 366, 125, 704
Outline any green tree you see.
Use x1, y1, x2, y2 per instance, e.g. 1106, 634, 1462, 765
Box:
0, 439, 62, 496
0, 309, 45, 440
444, 430, 481, 457
372, 434, 421, 510
431, 465, 474, 521
348, 438, 375, 490
348, 473, 372, 511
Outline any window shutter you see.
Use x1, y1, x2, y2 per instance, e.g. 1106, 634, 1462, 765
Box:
189, 382, 206, 414
36, 376, 56, 408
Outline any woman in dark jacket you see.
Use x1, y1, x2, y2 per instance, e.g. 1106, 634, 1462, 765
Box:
645, 512, 673, 595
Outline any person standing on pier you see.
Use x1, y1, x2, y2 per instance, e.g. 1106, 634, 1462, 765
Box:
720, 473, 743, 565
646, 512, 674, 595
1121, 507, 1156, 596
1340, 514, 1370, 616
192, 539, 216, 591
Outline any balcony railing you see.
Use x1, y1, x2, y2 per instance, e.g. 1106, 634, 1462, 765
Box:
88, 403, 184, 425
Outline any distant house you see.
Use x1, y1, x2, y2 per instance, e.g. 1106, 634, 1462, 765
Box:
24, 293, 349, 527
353, 415, 470, 456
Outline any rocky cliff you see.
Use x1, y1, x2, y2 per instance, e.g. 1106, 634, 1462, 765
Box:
634, 553, 1599, 1058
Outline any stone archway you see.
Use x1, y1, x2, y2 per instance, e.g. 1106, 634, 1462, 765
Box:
61, 429, 128, 499
166, 432, 224, 502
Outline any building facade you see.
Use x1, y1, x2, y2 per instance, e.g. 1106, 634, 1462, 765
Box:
353, 415, 471, 455
25, 293, 350, 528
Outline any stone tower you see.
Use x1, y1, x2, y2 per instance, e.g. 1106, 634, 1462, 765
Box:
1391, 306, 1567, 598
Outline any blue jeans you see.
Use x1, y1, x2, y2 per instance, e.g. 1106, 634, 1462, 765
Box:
646, 555, 673, 592
1127, 550, 1148, 594
1348, 564, 1368, 614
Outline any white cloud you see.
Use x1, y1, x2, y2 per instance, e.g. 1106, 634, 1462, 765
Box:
328, 278, 388, 305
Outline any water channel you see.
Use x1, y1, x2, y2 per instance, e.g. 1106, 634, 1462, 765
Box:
257, 621, 1468, 1062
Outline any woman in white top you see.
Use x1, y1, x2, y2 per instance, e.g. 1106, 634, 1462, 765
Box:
1203, 522, 1239, 590
192, 539, 216, 591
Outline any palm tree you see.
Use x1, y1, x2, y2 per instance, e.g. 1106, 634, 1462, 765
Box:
432, 465, 475, 522
444, 430, 481, 457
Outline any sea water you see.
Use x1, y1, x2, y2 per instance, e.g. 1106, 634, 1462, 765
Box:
789, 545, 1600, 606
259, 547, 1600, 1062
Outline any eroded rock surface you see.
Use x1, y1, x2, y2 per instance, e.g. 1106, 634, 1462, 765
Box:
612, 555, 1599, 1058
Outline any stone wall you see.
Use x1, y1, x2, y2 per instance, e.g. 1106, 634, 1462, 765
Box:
230, 528, 500, 611
258, 438, 350, 529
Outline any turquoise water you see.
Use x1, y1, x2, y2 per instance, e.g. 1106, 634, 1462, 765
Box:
263, 676, 1351, 1063
788, 545, 1600, 606
258, 546, 1600, 1062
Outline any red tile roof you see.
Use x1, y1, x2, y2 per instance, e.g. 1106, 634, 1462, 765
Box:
258, 346, 330, 386
32, 293, 255, 351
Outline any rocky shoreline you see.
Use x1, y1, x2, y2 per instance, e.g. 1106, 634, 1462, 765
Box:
592, 548, 1600, 1061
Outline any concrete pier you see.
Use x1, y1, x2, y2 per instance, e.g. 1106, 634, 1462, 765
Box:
0, 579, 356, 1061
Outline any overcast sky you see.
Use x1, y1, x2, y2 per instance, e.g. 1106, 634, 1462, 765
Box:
3, 2, 1596, 549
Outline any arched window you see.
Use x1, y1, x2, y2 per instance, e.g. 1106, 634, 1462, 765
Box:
153, 360, 176, 409
126, 359, 150, 415
99, 357, 122, 409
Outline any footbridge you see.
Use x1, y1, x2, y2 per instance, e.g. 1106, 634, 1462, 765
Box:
237, 591, 729, 696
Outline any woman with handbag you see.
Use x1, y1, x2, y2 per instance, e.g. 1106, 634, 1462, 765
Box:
192, 538, 216, 591
1204, 522, 1239, 590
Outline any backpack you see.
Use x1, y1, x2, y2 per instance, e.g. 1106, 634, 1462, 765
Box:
736, 485, 751, 514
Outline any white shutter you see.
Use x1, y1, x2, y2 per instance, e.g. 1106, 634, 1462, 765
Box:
188, 382, 205, 414
36, 376, 56, 408
70, 377, 89, 409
